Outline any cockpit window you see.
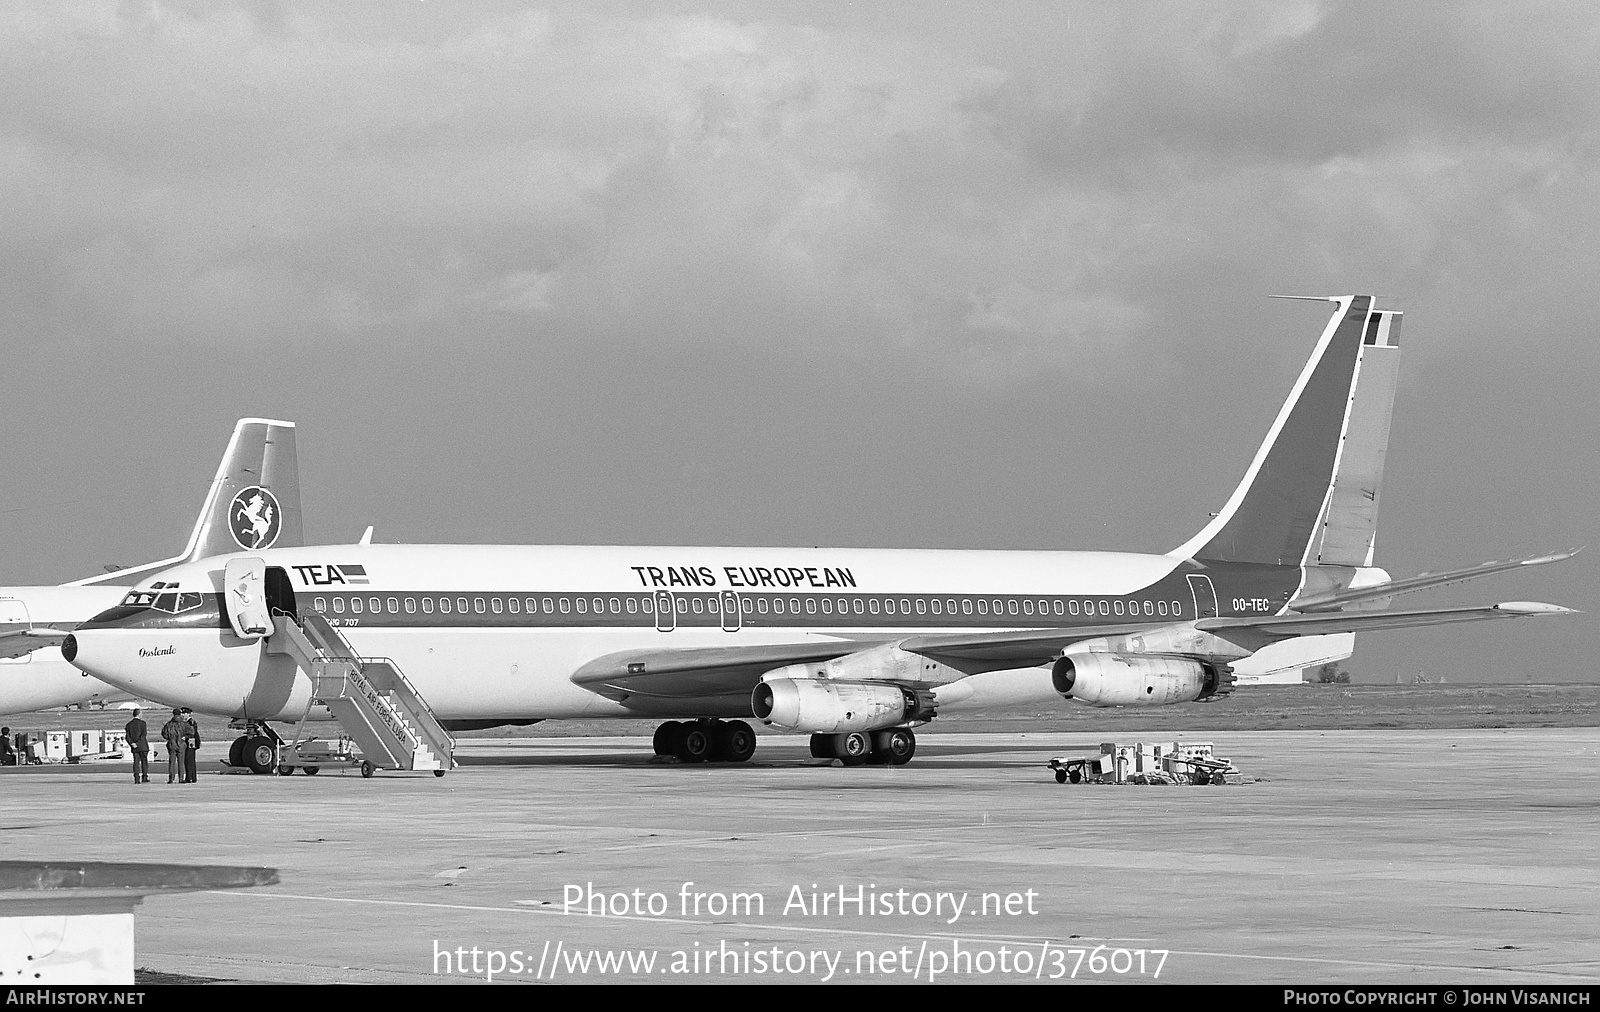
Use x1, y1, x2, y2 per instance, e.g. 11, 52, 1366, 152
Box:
120, 586, 204, 614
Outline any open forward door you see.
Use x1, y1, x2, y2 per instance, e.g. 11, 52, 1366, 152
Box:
224, 557, 272, 639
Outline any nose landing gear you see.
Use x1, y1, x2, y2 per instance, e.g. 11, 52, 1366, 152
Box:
226, 721, 283, 775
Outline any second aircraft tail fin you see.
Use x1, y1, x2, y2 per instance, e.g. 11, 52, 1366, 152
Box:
74, 418, 304, 586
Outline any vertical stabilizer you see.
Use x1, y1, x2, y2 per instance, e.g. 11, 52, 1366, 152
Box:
1169, 297, 1399, 566
72, 419, 303, 585
1308, 310, 1401, 567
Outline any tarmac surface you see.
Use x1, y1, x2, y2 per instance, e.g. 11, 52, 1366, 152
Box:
3, 725, 1598, 985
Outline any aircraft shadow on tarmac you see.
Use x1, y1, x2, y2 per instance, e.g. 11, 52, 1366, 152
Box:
453, 740, 1109, 769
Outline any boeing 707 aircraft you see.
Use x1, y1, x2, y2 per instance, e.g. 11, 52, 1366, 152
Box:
0, 419, 303, 716
62, 297, 1576, 770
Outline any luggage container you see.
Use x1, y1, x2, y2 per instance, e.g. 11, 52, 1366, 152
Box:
69, 730, 104, 757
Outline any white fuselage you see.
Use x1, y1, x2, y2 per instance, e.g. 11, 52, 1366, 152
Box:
65, 543, 1235, 723
1, 585, 136, 715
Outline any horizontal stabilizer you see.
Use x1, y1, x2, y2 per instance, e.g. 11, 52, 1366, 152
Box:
1291, 548, 1581, 612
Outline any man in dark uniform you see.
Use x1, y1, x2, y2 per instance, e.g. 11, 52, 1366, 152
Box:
0, 727, 14, 767
181, 708, 201, 783
160, 709, 187, 784
124, 708, 149, 783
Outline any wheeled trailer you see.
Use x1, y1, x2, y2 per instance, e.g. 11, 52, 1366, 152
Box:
1047, 741, 1239, 785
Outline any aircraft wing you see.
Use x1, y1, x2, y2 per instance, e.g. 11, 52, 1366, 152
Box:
570, 601, 1575, 705
1290, 549, 1580, 612
0, 626, 72, 661
572, 639, 888, 702
1201, 601, 1577, 637
571, 620, 1164, 702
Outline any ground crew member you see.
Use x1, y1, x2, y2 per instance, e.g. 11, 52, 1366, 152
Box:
181, 708, 201, 783
124, 708, 149, 783
0, 727, 14, 767
161, 709, 188, 784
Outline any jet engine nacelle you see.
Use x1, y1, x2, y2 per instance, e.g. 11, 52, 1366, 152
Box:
1051, 653, 1233, 707
752, 673, 936, 734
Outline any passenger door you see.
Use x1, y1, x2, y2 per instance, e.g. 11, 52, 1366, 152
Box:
223, 557, 273, 639
1186, 574, 1219, 621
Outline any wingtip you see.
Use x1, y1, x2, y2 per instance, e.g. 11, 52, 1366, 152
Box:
1494, 601, 1580, 616
1519, 547, 1583, 566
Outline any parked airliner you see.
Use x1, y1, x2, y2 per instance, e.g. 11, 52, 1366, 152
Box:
62, 298, 1576, 768
0, 419, 302, 715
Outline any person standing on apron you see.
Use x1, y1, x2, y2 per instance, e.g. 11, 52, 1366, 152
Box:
161, 709, 188, 784
124, 708, 150, 783
181, 708, 201, 783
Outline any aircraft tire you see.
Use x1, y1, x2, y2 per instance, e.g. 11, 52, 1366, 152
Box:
652, 721, 684, 756
243, 736, 277, 775
833, 731, 871, 767
809, 734, 835, 759
227, 736, 247, 768
1069, 768, 1082, 784
886, 729, 915, 765
869, 728, 916, 765
675, 725, 715, 763
713, 720, 757, 763
1055, 769, 1068, 784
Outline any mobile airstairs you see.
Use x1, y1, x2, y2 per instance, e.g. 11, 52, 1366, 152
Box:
261, 612, 456, 778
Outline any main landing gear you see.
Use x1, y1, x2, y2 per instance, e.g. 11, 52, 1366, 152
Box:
651, 719, 758, 764
809, 728, 916, 767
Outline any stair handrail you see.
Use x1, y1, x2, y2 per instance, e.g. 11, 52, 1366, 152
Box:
358, 656, 455, 767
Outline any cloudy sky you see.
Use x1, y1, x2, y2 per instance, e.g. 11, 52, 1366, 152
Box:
2, 1, 1594, 683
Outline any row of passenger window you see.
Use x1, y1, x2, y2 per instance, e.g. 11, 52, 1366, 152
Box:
308, 594, 1187, 620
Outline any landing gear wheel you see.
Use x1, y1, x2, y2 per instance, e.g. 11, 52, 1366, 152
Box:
302, 766, 320, 775
1069, 768, 1082, 784
885, 728, 915, 765
833, 731, 871, 767
1191, 770, 1210, 785
652, 721, 684, 756
433, 770, 446, 778
1055, 769, 1068, 784
228, 736, 247, 768
276, 764, 295, 776
674, 724, 715, 763
713, 720, 757, 763
809, 734, 835, 759
870, 728, 916, 765
243, 736, 277, 775
360, 760, 375, 778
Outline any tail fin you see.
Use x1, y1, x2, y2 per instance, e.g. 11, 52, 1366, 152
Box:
72, 418, 304, 586
1169, 296, 1402, 567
